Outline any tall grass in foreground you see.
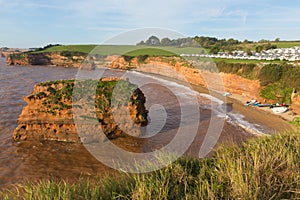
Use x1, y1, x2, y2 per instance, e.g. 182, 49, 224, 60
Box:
2, 132, 300, 200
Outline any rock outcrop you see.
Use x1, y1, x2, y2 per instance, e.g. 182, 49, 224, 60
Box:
13, 79, 148, 143
6, 52, 86, 67
0, 52, 10, 58
291, 96, 300, 114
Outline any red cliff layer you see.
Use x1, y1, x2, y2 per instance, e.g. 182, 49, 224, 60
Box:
111, 56, 262, 102
6, 52, 86, 68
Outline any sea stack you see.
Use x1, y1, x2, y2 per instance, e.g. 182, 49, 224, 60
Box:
13, 79, 148, 143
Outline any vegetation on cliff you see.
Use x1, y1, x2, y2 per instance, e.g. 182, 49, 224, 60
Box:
33, 45, 96, 54
215, 61, 300, 103
7, 44, 94, 66
290, 117, 300, 127
114, 50, 300, 104
3, 132, 300, 199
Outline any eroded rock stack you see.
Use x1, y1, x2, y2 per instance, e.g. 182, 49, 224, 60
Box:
13, 79, 148, 143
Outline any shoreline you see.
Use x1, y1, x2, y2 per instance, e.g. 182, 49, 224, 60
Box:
131, 69, 295, 134
189, 82, 295, 134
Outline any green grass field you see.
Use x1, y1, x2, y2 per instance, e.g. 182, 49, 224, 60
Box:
34, 41, 300, 57
37, 45, 97, 54
212, 58, 285, 64
124, 48, 177, 57
272, 41, 300, 48
35, 45, 205, 56
190, 57, 285, 64
235, 41, 300, 51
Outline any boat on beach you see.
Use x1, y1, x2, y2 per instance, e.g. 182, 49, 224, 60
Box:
245, 99, 289, 114
257, 103, 272, 107
271, 106, 288, 114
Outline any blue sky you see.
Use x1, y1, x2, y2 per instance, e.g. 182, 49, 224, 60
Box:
1, 0, 300, 48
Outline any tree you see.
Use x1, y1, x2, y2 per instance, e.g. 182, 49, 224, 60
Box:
255, 45, 264, 52
145, 36, 161, 46
161, 37, 171, 46
258, 39, 269, 43
137, 40, 145, 45
210, 45, 220, 54
246, 48, 252, 56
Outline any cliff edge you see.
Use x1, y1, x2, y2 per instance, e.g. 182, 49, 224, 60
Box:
6, 52, 87, 68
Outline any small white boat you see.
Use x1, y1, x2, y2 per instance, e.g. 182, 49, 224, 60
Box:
223, 92, 231, 97
271, 106, 288, 114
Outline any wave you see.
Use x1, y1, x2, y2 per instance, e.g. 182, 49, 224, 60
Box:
128, 70, 268, 136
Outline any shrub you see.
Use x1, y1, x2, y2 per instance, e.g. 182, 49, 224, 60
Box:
258, 64, 284, 84
260, 82, 293, 103
290, 117, 300, 127
122, 55, 135, 62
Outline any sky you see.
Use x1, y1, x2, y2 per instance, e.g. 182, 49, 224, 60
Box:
1, 0, 300, 48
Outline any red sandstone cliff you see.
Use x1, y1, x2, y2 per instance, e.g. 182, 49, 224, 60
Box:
14, 79, 148, 143
111, 56, 262, 102
292, 96, 300, 114
112, 56, 300, 115
0, 52, 11, 58
6, 52, 86, 68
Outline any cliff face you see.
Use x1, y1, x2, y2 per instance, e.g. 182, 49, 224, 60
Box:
292, 96, 300, 114
13, 79, 148, 143
111, 56, 262, 101
111, 56, 300, 115
6, 52, 86, 68
0, 52, 11, 58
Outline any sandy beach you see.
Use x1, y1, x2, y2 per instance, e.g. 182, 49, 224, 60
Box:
144, 71, 296, 135
193, 84, 296, 134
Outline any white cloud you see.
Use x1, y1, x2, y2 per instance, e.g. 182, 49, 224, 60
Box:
1, 0, 300, 47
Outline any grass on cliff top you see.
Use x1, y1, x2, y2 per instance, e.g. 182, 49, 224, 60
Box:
35, 79, 145, 117
213, 57, 285, 64
2, 132, 300, 200
272, 41, 300, 48
34, 45, 205, 56
35, 45, 97, 54
234, 41, 300, 51
29, 41, 300, 56
123, 48, 177, 57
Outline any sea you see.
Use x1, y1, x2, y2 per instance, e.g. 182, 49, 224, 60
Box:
0, 57, 268, 187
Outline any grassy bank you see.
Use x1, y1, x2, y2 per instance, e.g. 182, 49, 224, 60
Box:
2, 132, 300, 199
213, 61, 300, 103
34, 45, 205, 56
212, 58, 286, 64
35, 45, 97, 54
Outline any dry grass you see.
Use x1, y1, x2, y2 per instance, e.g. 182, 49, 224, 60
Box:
2, 132, 300, 199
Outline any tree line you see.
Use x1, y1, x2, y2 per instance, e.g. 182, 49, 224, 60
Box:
137, 36, 278, 54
